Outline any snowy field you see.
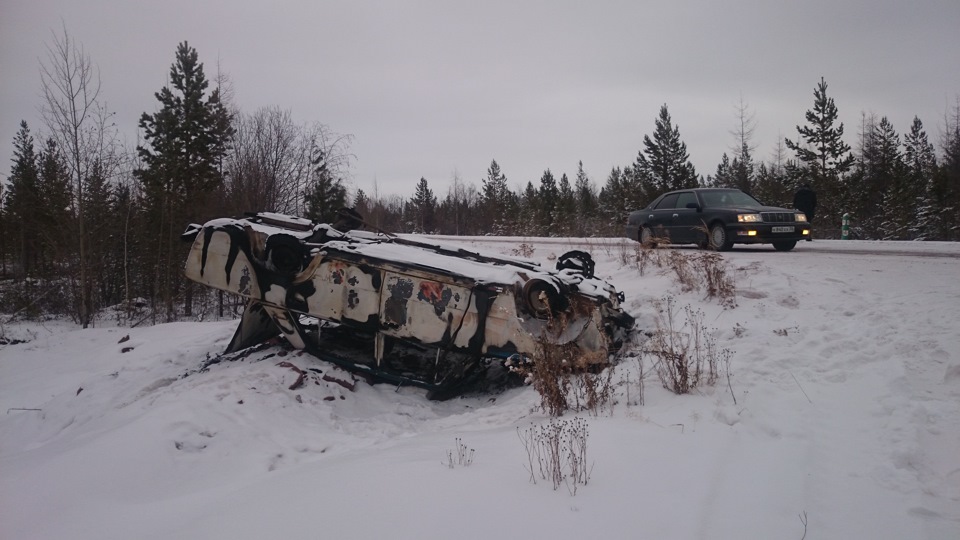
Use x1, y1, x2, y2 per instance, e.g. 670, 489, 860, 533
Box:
2, 239, 959, 540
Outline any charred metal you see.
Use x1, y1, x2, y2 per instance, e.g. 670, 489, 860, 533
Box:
183, 210, 635, 398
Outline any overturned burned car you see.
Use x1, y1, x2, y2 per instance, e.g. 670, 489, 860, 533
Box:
182, 210, 634, 398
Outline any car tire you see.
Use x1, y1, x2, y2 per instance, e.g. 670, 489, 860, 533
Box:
695, 229, 710, 249
709, 224, 733, 251
265, 234, 309, 274
773, 240, 797, 251
639, 226, 656, 247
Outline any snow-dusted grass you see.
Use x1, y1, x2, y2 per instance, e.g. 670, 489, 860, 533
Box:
2, 240, 959, 540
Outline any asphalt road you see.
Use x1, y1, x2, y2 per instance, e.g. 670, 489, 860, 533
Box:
430, 235, 960, 259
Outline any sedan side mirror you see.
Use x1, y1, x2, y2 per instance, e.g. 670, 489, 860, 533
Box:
686, 202, 701, 212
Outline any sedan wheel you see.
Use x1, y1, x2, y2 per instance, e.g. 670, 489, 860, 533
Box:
709, 224, 733, 251
773, 240, 797, 251
695, 229, 710, 249
639, 226, 656, 247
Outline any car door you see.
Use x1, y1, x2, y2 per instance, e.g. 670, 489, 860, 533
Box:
671, 191, 702, 243
646, 193, 679, 241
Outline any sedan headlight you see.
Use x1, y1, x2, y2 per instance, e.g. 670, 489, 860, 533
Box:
737, 213, 762, 223
795, 213, 808, 222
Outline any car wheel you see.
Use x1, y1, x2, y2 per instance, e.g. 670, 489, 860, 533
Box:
695, 229, 710, 249
773, 240, 797, 251
639, 226, 656, 247
265, 234, 309, 274
709, 224, 733, 251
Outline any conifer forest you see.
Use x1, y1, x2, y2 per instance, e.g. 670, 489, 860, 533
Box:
3, 34, 960, 324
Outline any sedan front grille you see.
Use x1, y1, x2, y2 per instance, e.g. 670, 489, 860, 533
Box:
761, 212, 795, 223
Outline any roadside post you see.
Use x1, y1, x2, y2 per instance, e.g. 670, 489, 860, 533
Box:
842, 213, 850, 240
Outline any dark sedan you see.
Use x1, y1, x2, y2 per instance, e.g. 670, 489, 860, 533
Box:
625, 188, 810, 251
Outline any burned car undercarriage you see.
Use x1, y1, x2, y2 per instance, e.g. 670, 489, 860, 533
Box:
182, 210, 635, 399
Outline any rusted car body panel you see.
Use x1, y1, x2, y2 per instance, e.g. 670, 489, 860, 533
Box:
183, 212, 633, 396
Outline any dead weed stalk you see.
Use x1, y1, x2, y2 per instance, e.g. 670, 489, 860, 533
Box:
445, 437, 475, 468
624, 242, 737, 307
523, 336, 617, 417
648, 296, 730, 394
517, 417, 592, 494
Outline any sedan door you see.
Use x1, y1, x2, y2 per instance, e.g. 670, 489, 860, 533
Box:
645, 193, 679, 241
671, 191, 704, 244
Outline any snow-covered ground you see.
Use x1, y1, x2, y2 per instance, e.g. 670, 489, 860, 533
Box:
2, 239, 959, 540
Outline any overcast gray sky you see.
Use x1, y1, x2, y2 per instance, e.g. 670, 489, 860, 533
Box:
2, 0, 959, 198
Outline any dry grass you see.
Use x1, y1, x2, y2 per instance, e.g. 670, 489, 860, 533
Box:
510, 242, 536, 258
445, 437, 474, 468
517, 417, 592, 494
528, 340, 576, 417
647, 296, 729, 394
622, 240, 737, 308
522, 339, 617, 418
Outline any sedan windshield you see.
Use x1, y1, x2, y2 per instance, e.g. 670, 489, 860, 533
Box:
701, 190, 762, 208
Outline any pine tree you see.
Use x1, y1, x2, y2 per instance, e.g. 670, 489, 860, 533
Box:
519, 181, 538, 235
408, 177, 436, 233
785, 77, 855, 229
939, 98, 960, 239
876, 118, 909, 238
536, 169, 558, 235
442, 172, 474, 235
35, 138, 73, 276
5, 121, 41, 280
304, 144, 347, 223
481, 159, 510, 234
731, 153, 754, 194
753, 163, 786, 207
353, 189, 370, 218
83, 160, 113, 309
633, 104, 700, 198
107, 181, 136, 311
552, 173, 576, 235
573, 161, 597, 235
136, 41, 234, 320
903, 117, 938, 239
598, 166, 631, 234
598, 168, 623, 210
856, 117, 904, 238
711, 153, 734, 188
754, 139, 796, 208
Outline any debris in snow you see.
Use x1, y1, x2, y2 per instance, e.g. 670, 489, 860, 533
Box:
322, 374, 356, 392
276, 361, 306, 390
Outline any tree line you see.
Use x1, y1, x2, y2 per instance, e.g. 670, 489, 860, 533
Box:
1, 34, 351, 324
2, 30, 959, 325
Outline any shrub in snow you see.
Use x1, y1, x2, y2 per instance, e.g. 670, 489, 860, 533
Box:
648, 296, 730, 394
445, 437, 474, 468
517, 417, 591, 495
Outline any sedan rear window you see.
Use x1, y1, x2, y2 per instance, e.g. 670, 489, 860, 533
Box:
654, 193, 680, 209
676, 192, 698, 208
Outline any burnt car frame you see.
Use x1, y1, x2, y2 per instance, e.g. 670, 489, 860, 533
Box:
625, 188, 810, 251
183, 211, 634, 398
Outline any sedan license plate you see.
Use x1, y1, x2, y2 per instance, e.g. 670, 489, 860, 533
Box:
772, 226, 794, 233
